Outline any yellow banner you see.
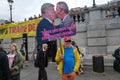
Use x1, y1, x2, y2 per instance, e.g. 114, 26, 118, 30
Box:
0, 18, 42, 39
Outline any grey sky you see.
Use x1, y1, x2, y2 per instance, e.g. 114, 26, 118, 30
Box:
0, 0, 111, 22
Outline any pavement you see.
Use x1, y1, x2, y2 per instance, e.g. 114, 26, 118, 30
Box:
21, 61, 120, 80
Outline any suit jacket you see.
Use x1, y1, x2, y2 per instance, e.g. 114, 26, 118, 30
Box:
34, 49, 48, 68
62, 14, 74, 27
36, 18, 54, 45
0, 51, 10, 80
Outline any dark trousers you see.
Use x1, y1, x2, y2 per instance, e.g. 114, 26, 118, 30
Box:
113, 60, 120, 72
38, 67, 47, 80
11, 73, 20, 80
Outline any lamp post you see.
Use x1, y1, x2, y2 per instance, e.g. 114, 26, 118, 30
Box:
93, 0, 96, 7
8, 0, 14, 22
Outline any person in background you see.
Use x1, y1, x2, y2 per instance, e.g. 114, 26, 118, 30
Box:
113, 46, 120, 72
79, 48, 86, 73
7, 43, 23, 80
55, 36, 80, 80
112, 8, 116, 18
20, 50, 26, 65
20, 43, 26, 65
117, 6, 120, 16
71, 41, 84, 74
34, 43, 48, 80
0, 41, 7, 54
71, 41, 80, 54
0, 41, 10, 80
20, 43, 25, 53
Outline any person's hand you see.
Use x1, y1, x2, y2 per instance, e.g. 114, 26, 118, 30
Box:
71, 71, 76, 76
10, 67, 14, 72
60, 54, 64, 60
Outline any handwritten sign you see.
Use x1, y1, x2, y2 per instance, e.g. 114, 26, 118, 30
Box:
41, 23, 76, 41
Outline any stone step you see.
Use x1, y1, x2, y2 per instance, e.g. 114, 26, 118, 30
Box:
83, 54, 115, 67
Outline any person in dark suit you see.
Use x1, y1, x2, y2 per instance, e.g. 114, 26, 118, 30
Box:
0, 41, 10, 80
56, 1, 74, 27
36, 3, 57, 51
34, 43, 48, 80
35, 3, 57, 80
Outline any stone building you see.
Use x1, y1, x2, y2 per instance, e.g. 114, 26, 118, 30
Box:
70, 0, 120, 65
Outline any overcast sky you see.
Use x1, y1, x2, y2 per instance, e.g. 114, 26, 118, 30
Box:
0, 0, 111, 22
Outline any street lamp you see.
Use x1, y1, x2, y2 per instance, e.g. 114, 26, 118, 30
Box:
8, 0, 14, 22
93, 0, 96, 7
